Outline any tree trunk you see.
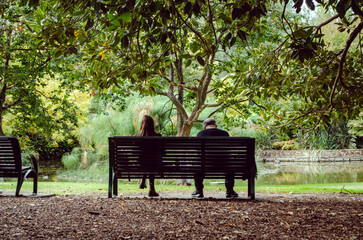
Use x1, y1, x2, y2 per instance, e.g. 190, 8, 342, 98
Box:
176, 59, 184, 136
0, 113, 4, 136
0, 84, 7, 136
179, 120, 193, 137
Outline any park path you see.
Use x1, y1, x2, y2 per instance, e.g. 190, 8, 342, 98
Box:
0, 192, 362, 239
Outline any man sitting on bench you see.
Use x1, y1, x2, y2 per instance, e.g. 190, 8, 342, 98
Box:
192, 118, 239, 199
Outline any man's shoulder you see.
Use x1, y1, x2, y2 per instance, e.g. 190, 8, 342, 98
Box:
197, 128, 229, 137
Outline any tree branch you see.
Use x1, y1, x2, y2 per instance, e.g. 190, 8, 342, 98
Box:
330, 20, 363, 107
158, 70, 198, 91
281, 2, 295, 40
174, 4, 212, 54
205, 98, 249, 118
315, 14, 339, 32
3, 98, 21, 110
203, 75, 241, 109
351, 0, 363, 17
152, 86, 189, 121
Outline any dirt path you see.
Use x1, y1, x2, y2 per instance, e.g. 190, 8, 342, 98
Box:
0, 193, 362, 239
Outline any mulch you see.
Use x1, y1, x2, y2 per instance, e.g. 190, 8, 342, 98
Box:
0, 192, 362, 239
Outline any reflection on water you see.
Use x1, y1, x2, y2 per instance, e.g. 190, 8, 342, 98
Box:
37, 161, 63, 182
30, 160, 363, 185
257, 161, 363, 185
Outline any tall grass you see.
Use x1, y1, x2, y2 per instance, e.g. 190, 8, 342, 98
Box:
61, 95, 192, 178
296, 121, 356, 150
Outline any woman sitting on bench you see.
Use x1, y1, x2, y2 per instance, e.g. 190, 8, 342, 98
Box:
135, 115, 161, 197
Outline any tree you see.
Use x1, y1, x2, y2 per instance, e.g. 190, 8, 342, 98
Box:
0, 1, 84, 158
28, 0, 362, 136
249, 0, 362, 133
30, 0, 270, 136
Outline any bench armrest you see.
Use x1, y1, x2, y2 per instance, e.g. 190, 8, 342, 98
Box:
29, 154, 38, 174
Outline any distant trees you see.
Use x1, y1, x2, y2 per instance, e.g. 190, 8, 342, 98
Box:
250, 0, 363, 134
0, 1, 86, 158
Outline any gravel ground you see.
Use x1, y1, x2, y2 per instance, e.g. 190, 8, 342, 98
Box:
0, 192, 362, 239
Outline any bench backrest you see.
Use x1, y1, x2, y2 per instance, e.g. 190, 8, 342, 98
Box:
109, 137, 256, 179
0, 136, 22, 177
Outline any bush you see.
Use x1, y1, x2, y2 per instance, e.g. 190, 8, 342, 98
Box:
229, 126, 276, 150
272, 140, 298, 150
348, 112, 363, 148
62, 148, 82, 169
296, 120, 356, 150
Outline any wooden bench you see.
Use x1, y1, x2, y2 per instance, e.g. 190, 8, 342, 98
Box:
109, 136, 257, 199
0, 136, 38, 196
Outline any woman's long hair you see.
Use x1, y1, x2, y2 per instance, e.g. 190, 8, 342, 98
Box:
135, 115, 159, 136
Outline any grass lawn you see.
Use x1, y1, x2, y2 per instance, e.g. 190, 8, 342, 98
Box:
1, 180, 362, 196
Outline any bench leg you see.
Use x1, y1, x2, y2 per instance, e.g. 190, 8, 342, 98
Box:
16, 176, 24, 197
248, 177, 255, 200
113, 173, 118, 197
108, 168, 113, 198
32, 174, 38, 196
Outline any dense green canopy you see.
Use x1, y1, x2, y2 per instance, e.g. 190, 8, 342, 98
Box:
19, 0, 363, 135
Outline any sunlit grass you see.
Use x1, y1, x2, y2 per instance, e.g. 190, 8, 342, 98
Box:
256, 182, 363, 194
1, 180, 362, 196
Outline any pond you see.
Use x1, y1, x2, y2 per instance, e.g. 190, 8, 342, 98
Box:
256, 161, 363, 185
34, 161, 363, 185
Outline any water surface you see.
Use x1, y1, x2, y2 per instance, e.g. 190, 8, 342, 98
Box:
256, 161, 363, 185
36, 161, 363, 185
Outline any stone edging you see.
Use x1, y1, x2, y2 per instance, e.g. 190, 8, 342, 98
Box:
258, 149, 363, 162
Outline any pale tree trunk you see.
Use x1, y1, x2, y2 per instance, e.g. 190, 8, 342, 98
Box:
0, 83, 7, 136
176, 59, 184, 136
179, 120, 193, 137
0, 84, 7, 137
0, 112, 4, 136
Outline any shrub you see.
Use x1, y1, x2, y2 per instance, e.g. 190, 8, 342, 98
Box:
62, 148, 82, 169
272, 140, 298, 150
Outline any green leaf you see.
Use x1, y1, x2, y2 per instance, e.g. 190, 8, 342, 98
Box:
111, 19, 121, 26
85, 18, 94, 31
292, 0, 303, 13
237, 30, 247, 42
336, 0, 350, 19
190, 42, 199, 53
112, 35, 121, 47
185, 59, 192, 68
55, 50, 63, 58
305, 0, 315, 10
193, 2, 201, 16
259, 3, 267, 15
104, 25, 118, 31
121, 35, 129, 48
196, 56, 205, 66
229, 37, 236, 48
184, 2, 192, 15
232, 8, 243, 20
68, 47, 77, 54
160, 33, 167, 44
119, 12, 132, 22
225, 32, 232, 42
293, 29, 308, 38
152, 28, 161, 34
